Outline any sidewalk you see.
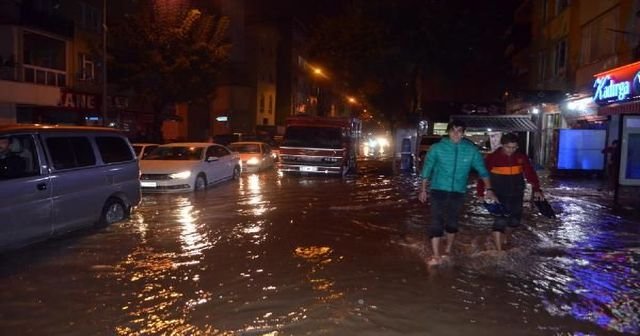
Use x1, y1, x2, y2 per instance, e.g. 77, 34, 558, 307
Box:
541, 170, 640, 216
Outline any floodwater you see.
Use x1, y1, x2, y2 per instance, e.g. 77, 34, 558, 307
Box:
0, 158, 638, 335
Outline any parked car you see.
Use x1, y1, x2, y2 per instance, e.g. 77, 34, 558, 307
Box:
132, 143, 159, 159
139, 143, 240, 192
0, 124, 140, 251
228, 141, 275, 172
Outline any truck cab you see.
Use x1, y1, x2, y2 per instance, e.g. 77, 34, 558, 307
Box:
278, 116, 361, 176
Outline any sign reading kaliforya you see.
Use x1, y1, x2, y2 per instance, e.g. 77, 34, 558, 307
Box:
593, 61, 640, 105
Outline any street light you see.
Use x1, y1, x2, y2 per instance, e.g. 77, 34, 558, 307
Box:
102, 0, 108, 126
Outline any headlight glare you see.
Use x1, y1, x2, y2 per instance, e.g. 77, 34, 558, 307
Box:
169, 171, 192, 179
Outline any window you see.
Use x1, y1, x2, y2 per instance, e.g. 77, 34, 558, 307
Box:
555, 0, 569, 15
80, 2, 101, 32
268, 95, 273, 114
541, 0, 549, 23
46, 137, 95, 170
78, 53, 94, 80
0, 135, 39, 180
208, 145, 230, 158
260, 94, 265, 113
95, 136, 134, 163
34, 0, 62, 14
554, 40, 567, 76
580, 8, 619, 65
538, 51, 547, 81
23, 32, 66, 70
22, 31, 66, 86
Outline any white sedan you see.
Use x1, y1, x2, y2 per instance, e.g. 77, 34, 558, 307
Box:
139, 143, 240, 192
228, 141, 275, 173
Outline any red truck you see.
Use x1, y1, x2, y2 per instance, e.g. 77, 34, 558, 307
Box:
278, 115, 361, 176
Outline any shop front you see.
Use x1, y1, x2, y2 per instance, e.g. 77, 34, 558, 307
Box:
594, 61, 640, 186
16, 89, 101, 125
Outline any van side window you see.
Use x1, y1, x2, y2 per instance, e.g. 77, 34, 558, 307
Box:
0, 135, 39, 179
95, 136, 134, 163
46, 137, 96, 170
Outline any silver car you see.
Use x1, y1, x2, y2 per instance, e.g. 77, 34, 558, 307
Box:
0, 125, 141, 251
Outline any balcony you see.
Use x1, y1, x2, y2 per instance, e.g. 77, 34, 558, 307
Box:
0, 63, 66, 88
19, 6, 74, 38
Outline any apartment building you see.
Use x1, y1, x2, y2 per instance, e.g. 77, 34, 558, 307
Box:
509, 0, 640, 173
0, 0, 135, 129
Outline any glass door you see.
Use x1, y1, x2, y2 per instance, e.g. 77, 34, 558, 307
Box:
620, 115, 640, 186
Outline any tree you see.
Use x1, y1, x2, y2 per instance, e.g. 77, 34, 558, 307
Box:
108, 0, 231, 141
307, 0, 516, 124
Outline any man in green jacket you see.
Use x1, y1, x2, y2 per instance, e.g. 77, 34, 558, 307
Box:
418, 120, 497, 266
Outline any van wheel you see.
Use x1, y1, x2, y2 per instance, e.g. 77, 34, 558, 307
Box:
98, 198, 126, 227
232, 166, 241, 180
194, 174, 207, 191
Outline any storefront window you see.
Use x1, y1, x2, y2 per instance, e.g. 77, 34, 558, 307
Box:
625, 134, 640, 179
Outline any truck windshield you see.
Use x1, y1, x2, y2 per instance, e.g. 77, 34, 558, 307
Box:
282, 126, 342, 149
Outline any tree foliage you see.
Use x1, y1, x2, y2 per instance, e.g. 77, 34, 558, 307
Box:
307, 0, 515, 122
108, 0, 231, 121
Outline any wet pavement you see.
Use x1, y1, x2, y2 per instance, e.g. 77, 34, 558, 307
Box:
0, 158, 638, 335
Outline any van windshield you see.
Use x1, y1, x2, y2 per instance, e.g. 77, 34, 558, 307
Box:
144, 146, 203, 161
282, 126, 342, 149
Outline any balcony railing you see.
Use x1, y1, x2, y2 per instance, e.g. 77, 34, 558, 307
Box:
0, 63, 66, 87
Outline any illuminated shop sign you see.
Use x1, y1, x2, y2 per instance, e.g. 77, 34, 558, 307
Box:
593, 61, 640, 105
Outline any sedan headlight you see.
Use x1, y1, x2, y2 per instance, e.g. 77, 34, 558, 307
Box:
169, 171, 192, 179
246, 157, 261, 165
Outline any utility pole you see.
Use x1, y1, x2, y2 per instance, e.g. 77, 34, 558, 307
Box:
102, 0, 108, 126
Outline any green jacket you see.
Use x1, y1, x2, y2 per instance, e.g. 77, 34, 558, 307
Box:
420, 137, 489, 193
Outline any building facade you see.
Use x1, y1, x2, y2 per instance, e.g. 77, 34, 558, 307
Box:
509, 0, 640, 171
0, 0, 141, 134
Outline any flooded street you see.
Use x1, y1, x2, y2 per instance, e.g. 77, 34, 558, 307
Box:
1, 158, 638, 335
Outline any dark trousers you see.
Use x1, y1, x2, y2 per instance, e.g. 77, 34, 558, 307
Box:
493, 193, 524, 233
429, 190, 466, 238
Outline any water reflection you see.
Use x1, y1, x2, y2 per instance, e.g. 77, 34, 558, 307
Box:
112, 196, 218, 335
294, 246, 343, 302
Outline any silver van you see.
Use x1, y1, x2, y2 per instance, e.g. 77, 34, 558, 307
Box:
0, 125, 141, 251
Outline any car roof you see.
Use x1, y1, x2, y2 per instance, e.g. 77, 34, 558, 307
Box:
229, 141, 265, 145
0, 124, 121, 134
161, 142, 216, 147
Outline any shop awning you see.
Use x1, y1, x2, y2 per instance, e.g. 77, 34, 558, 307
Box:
599, 101, 640, 116
450, 115, 538, 132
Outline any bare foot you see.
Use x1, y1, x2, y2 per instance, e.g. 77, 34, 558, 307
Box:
427, 256, 442, 266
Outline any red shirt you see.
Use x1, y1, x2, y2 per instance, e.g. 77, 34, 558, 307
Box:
477, 148, 541, 197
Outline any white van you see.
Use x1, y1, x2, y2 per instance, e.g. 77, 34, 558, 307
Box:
0, 125, 141, 251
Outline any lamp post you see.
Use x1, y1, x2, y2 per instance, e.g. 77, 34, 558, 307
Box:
102, 0, 108, 126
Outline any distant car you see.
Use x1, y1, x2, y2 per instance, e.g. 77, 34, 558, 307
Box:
132, 143, 159, 159
139, 143, 240, 192
228, 141, 275, 172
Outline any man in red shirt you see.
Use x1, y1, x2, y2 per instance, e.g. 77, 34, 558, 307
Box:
477, 133, 544, 251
